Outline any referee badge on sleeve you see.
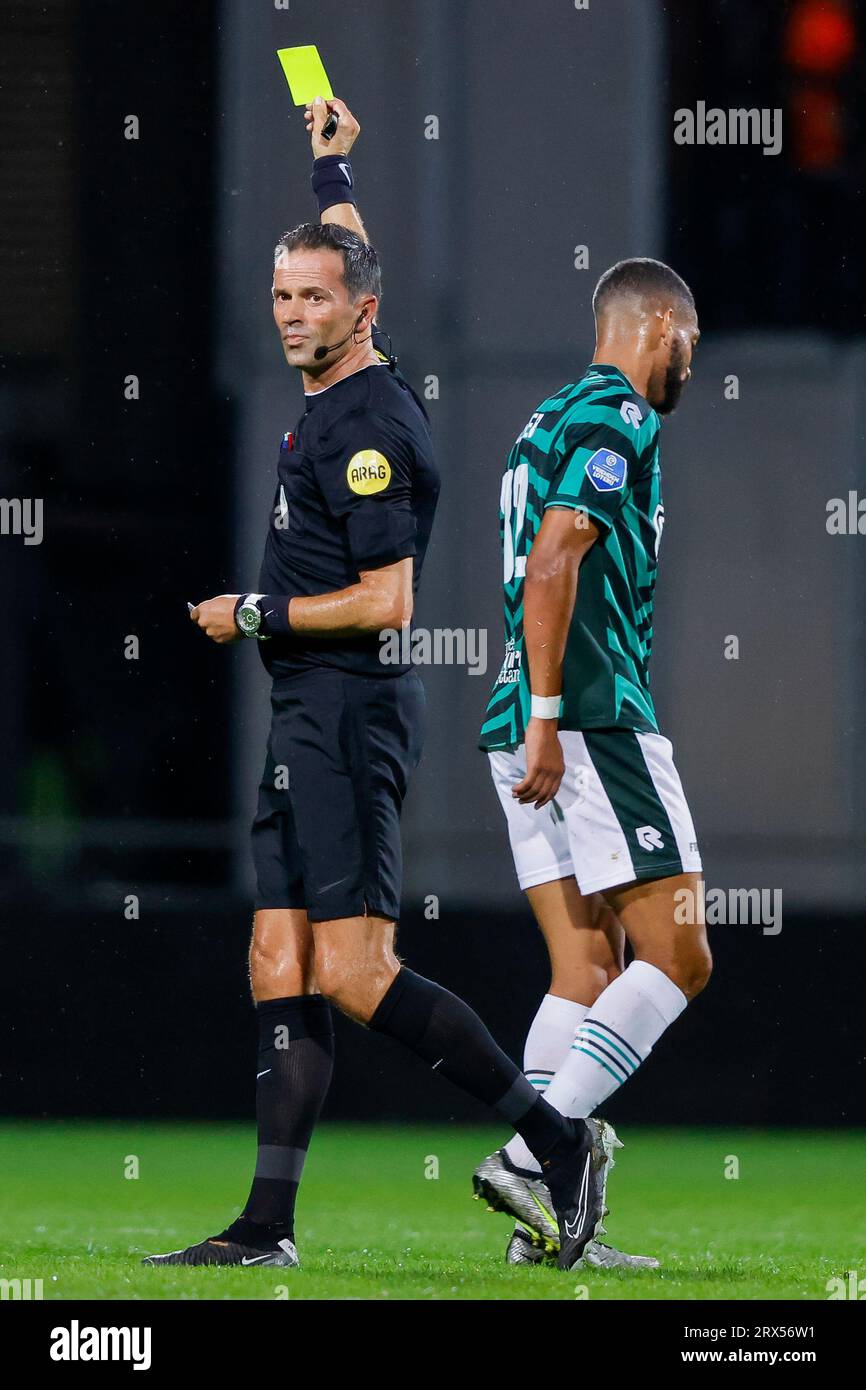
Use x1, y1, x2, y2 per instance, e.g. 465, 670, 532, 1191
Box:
346, 450, 392, 495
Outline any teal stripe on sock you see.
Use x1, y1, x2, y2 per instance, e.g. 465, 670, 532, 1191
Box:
580, 1026, 639, 1073
572, 1044, 624, 1085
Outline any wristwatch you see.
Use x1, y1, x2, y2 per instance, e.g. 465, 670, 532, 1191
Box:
234, 593, 270, 640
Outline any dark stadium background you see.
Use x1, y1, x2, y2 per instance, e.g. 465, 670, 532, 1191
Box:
2, 0, 864, 1129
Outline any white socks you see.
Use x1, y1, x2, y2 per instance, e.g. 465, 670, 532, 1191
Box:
504, 962, 688, 1174
544, 961, 687, 1119
503, 993, 588, 1172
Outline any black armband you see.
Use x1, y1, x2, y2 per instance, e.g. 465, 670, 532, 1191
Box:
311, 154, 356, 214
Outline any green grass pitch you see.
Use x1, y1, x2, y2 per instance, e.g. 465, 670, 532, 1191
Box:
2, 1122, 863, 1300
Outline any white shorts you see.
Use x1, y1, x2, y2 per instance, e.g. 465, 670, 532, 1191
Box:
489, 728, 702, 895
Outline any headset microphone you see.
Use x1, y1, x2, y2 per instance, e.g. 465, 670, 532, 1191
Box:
313, 311, 368, 361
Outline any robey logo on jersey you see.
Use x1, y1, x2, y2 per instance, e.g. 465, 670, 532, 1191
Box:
346, 450, 392, 495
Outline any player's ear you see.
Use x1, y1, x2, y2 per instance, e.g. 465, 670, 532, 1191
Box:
656, 306, 674, 344
355, 294, 377, 326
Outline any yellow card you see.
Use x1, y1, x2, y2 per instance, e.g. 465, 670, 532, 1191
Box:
276, 46, 334, 106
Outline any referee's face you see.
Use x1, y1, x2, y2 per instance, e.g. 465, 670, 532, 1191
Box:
272, 248, 366, 371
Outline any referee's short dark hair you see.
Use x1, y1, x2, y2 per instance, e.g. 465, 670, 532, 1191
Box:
593, 257, 694, 320
274, 223, 382, 304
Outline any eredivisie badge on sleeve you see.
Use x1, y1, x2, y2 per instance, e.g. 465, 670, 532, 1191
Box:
584, 448, 627, 492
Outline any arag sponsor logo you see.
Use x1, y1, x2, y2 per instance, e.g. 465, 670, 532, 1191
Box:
346, 450, 391, 495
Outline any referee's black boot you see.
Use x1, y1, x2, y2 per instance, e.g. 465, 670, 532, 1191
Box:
142, 1217, 299, 1268
539, 1116, 608, 1270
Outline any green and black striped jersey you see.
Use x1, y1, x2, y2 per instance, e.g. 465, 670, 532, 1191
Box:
479, 363, 664, 751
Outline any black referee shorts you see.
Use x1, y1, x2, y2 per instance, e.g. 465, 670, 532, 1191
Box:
251, 666, 425, 923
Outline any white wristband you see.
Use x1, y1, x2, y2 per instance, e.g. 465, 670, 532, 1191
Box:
530, 694, 562, 720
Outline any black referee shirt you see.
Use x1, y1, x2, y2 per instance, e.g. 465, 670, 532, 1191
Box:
257, 360, 440, 679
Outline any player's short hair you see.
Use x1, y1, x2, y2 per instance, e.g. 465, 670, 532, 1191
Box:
592, 258, 695, 321
274, 223, 382, 304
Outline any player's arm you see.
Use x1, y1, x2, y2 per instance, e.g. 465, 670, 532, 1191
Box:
516, 406, 637, 806
284, 559, 411, 636
305, 97, 369, 243
191, 419, 416, 645
513, 508, 601, 808
189, 560, 412, 644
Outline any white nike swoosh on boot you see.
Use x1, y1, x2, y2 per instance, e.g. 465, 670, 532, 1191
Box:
564, 1153, 592, 1239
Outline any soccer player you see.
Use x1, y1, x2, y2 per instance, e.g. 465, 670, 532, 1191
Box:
144, 98, 609, 1272
473, 259, 711, 1267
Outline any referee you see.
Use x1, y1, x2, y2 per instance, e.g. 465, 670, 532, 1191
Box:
145, 98, 603, 1271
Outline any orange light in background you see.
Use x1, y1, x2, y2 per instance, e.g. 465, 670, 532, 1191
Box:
784, 0, 856, 76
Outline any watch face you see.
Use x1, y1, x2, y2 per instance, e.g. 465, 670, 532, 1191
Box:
238, 603, 260, 635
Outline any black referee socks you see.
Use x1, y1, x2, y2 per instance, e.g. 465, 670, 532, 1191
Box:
369, 968, 567, 1160
238, 994, 335, 1239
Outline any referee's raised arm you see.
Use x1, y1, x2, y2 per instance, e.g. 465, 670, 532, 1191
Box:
304, 96, 370, 244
